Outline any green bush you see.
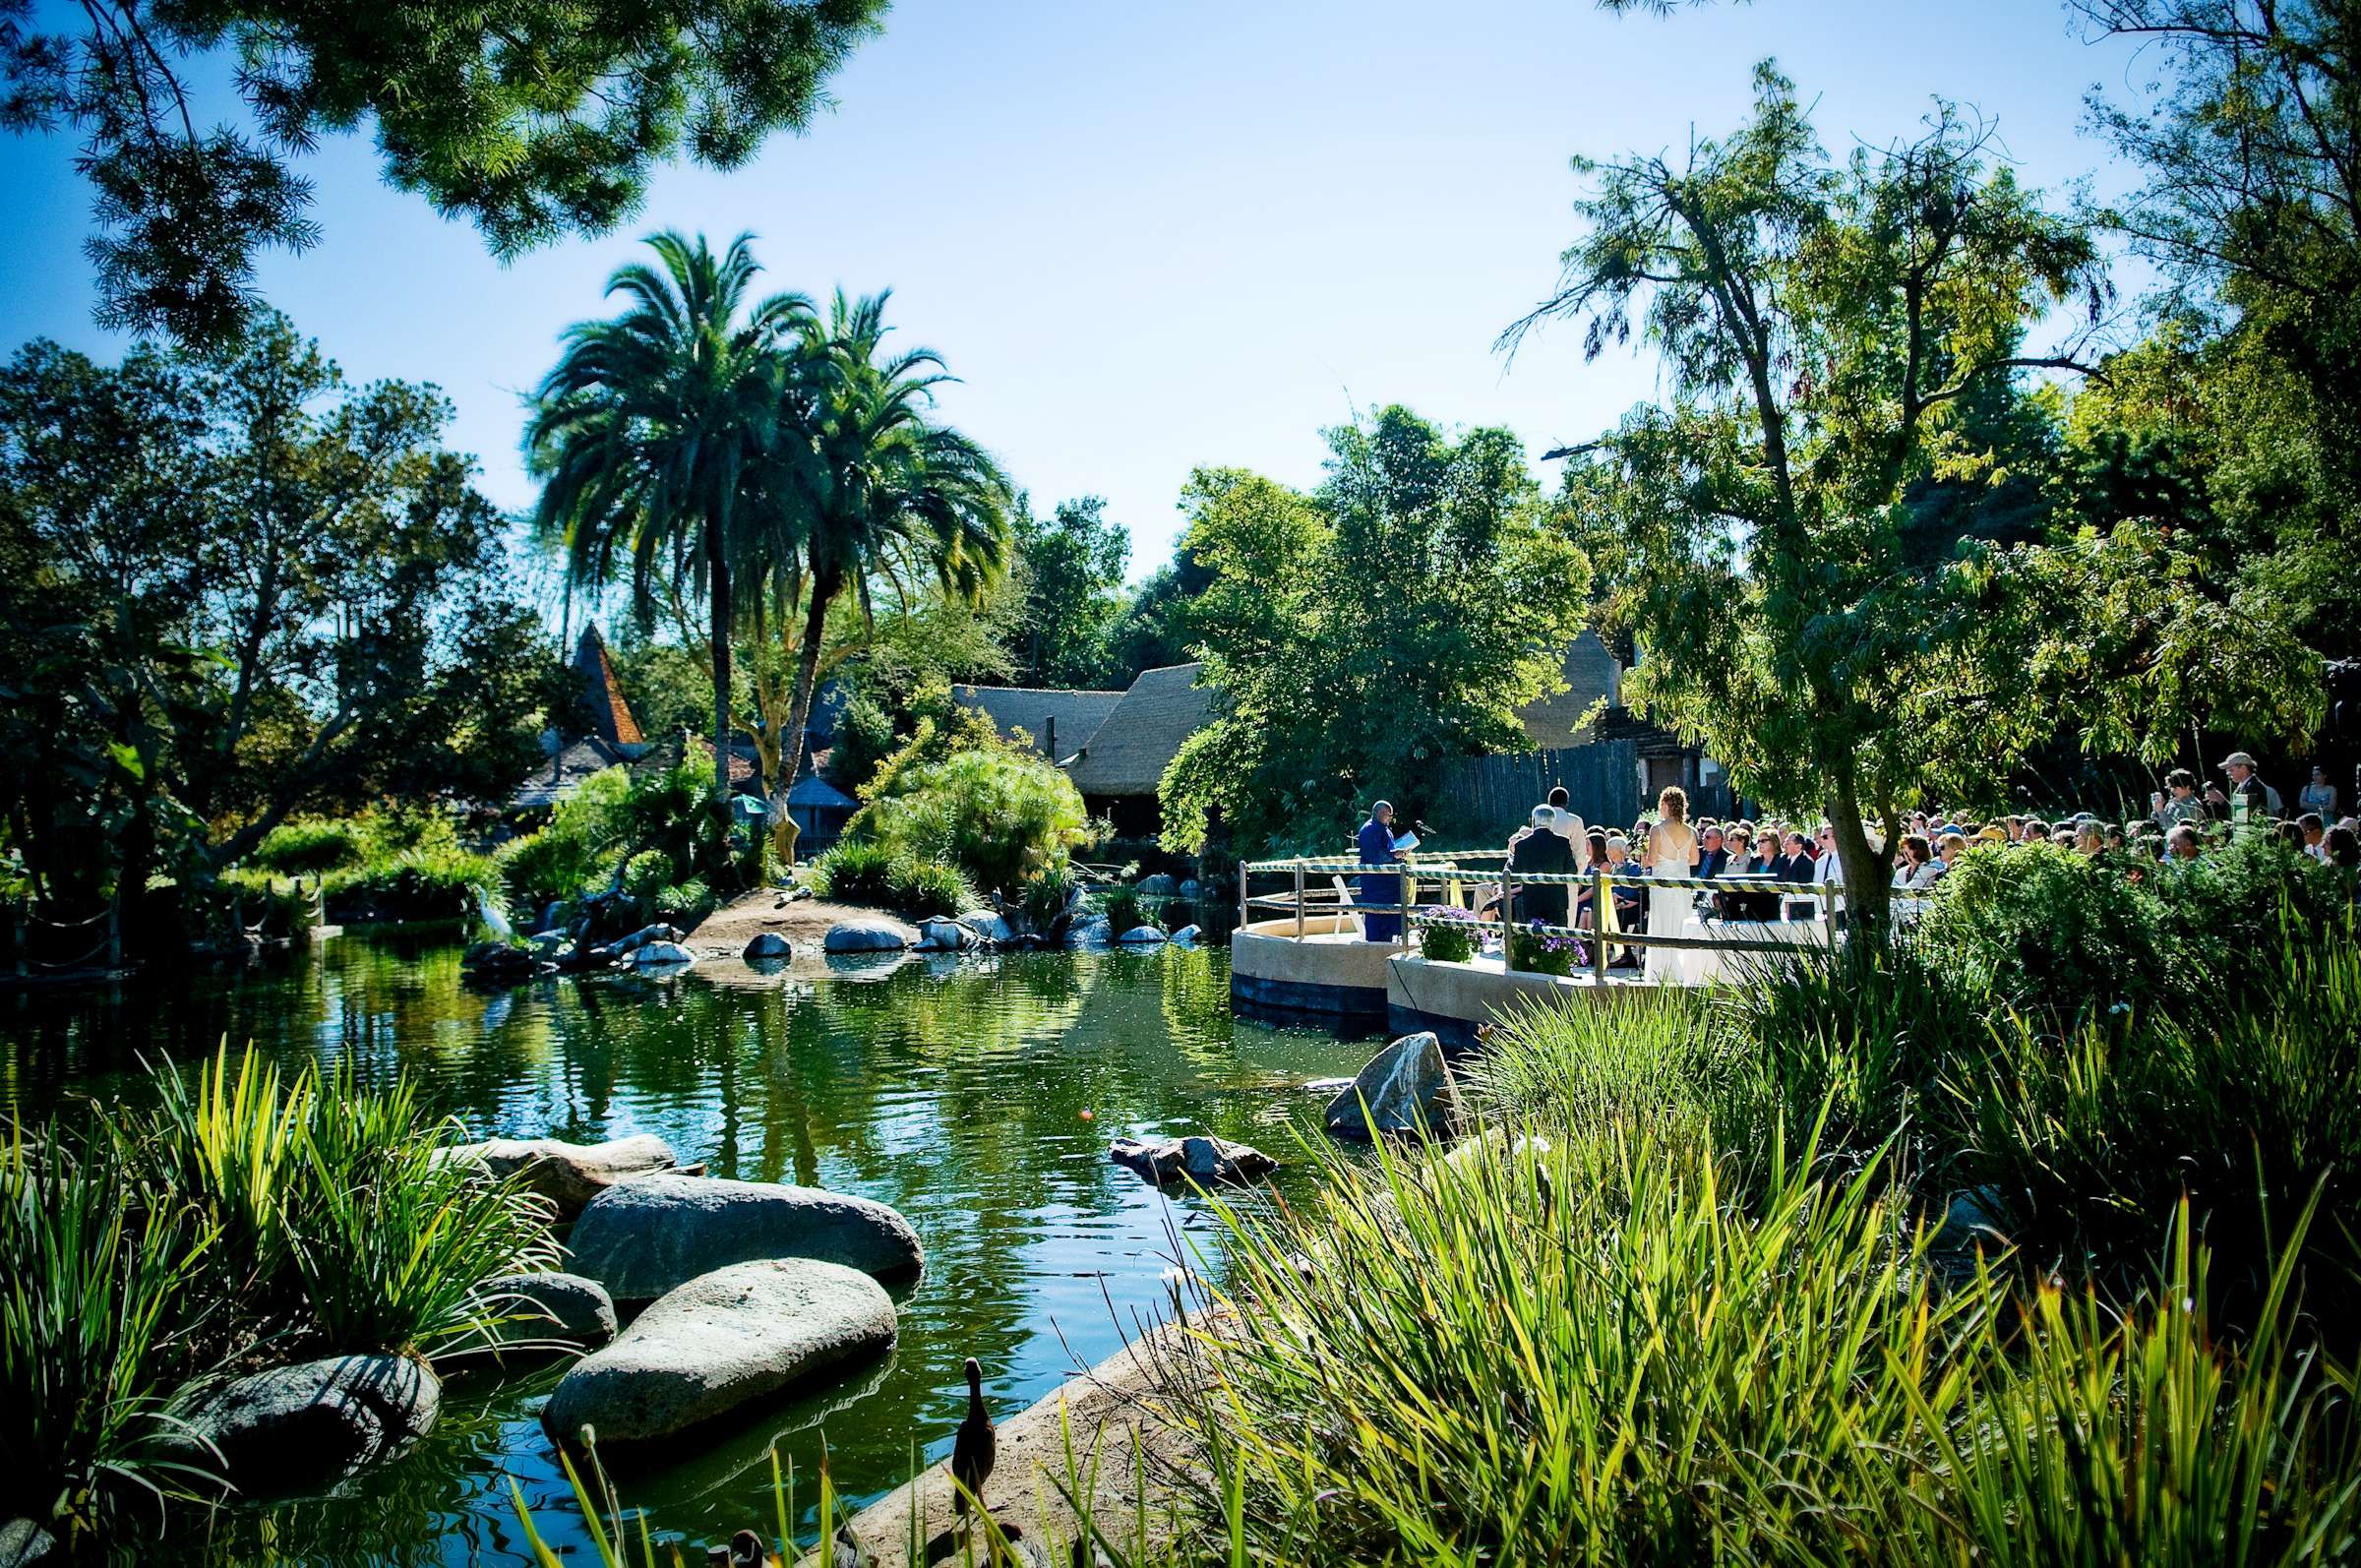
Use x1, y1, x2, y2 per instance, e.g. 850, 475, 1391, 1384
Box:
247, 817, 370, 876
852, 743, 1096, 897
808, 842, 974, 918
1913, 841, 2178, 1016
1415, 909, 1477, 962
1102, 886, 1145, 937
327, 842, 501, 923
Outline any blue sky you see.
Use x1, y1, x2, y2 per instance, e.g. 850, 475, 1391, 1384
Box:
0, 0, 2149, 585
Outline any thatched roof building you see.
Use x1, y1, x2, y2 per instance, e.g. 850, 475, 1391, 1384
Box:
1512, 631, 1623, 749
1064, 664, 1214, 833
951, 684, 1125, 762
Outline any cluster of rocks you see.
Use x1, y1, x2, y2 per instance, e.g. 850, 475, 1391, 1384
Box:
461, 922, 693, 985
1109, 1132, 1278, 1187
45, 1131, 926, 1538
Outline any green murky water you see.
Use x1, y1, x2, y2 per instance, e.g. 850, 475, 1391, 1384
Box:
1, 932, 1369, 1565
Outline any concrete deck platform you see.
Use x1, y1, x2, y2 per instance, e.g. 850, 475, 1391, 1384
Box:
1230, 917, 1398, 1031
1385, 952, 1665, 1047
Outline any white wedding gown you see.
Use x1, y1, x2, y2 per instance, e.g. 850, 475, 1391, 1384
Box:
1646, 825, 1696, 981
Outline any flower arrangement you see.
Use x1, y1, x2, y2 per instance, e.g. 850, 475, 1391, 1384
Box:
1416, 906, 1480, 963
1508, 919, 1588, 977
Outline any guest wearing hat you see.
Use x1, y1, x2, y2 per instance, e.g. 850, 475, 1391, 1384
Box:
2207, 752, 2270, 824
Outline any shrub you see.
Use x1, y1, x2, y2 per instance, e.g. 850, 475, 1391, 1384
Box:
1102, 886, 1145, 938
1416, 906, 1477, 962
328, 842, 501, 923
1016, 867, 1082, 935
852, 743, 1096, 896
652, 879, 716, 929
247, 817, 369, 876
1913, 841, 2177, 1017
809, 842, 901, 908
887, 859, 970, 920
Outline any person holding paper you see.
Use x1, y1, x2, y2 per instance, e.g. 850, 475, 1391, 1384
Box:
1357, 801, 1410, 942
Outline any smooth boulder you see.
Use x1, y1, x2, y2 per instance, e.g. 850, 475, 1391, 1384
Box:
632, 940, 695, 968
957, 911, 1015, 945
447, 1132, 679, 1216
568, 1173, 924, 1299
164, 1354, 439, 1496
743, 931, 792, 960
1168, 924, 1202, 944
541, 1259, 894, 1446
1066, 917, 1112, 947
0, 1519, 55, 1568
1109, 1134, 1278, 1187
1115, 924, 1168, 945
1324, 1032, 1455, 1141
491, 1271, 618, 1347
823, 921, 908, 954
916, 920, 968, 952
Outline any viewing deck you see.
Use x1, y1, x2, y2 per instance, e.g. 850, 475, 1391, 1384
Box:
1230, 853, 1840, 1045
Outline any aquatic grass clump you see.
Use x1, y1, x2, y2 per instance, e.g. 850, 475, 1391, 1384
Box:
0, 1134, 216, 1547
809, 842, 976, 918
1162, 1123, 2361, 1566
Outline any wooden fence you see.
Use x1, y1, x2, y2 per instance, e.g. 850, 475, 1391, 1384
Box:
1434, 740, 1642, 843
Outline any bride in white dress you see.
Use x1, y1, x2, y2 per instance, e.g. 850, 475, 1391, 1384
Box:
1645, 786, 1697, 980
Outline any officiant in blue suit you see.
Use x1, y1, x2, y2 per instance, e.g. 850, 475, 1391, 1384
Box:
1357, 801, 1409, 942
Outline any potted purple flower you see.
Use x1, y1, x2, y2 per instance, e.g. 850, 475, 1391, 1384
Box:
1414, 905, 1480, 963
1507, 919, 1588, 977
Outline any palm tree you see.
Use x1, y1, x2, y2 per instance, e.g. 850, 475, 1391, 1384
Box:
526, 231, 812, 808
754, 289, 1013, 862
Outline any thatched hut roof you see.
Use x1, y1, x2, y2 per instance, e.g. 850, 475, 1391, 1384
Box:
509, 735, 632, 812
1513, 632, 1623, 749
952, 684, 1125, 760
1063, 663, 1213, 799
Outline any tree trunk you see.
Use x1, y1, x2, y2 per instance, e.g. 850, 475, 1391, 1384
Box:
706, 514, 734, 810
1828, 760, 1891, 934
771, 567, 841, 868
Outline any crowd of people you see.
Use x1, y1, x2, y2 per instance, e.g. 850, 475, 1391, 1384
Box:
1353, 752, 2360, 969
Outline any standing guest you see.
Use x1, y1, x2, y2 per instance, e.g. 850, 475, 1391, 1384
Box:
2208, 752, 2270, 822
2326, 824, 2360, 870
1356, 802, 1408, 943
2299, 764, 2338, 821
1545, 785, 1589, 855
2151, 769, 2207, 831
1506, 803, 1574, 929
1696, 822, 1729, 878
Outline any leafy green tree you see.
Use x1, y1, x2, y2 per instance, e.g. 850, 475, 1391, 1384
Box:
1161, 405, 1591, 856
0, 0, 885, 345
0, 320, 526, 940
529, 230, 812, 810
1106, 538, 1214, 683
748, 289, 1013, 862
1008, 494, 1128, 688
2073, 0, 2361, 661
1513, 67, 2314, 924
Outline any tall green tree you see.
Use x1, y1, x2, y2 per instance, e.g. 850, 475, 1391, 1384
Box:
748, 289, 1012, 862
1513, 67, 2314, 923
1161, 406, 1591, 856
528, 230, 812, 810
0, 320, 532, 940
1009, 494, 1129, 689
0, 0, 886, 346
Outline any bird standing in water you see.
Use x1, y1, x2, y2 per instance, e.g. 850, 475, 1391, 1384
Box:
951, 1357, 997, 1520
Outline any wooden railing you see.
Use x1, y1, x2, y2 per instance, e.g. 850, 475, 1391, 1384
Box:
1238, 855, 1842, 984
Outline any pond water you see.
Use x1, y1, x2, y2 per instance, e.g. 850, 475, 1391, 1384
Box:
0, 933, 1371, 1565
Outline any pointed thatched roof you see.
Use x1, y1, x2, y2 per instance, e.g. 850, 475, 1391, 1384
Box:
509, 735, 632, 812
1063, 663, 1213, 799
573, 624, 644, 749
952, 684, 1125, 760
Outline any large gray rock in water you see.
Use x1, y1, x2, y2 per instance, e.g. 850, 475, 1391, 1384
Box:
1109, 1134, 1278, 1187
540, 1259, 894, 1446
1066, 916, 1112, 947
1115, 924, 1168, 945
446, 1132, 679, 1217
631, 940, 695, 968
915, 919, 969, 951
1168, 924, 1202, 944
163, 1354, 438, 1496
1135, 874, 1177, 897
456, 1271, 619, 1360
1325, 1032, 1455, 1141
823, 920, 907, 954
743, 931, 792, 960
957, 911, 1015, 944
568, 1174, 924, 1299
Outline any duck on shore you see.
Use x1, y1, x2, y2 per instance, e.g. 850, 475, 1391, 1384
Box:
952, 1357, 997, 1520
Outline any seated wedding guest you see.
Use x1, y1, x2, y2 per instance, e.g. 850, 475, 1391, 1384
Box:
1934, 830, 1968, 877
2276, 818, 2308, 851
2166, 823, 2205, 866
1725, 824, 1753, 873
2074, 820, 2105, 857
1696, 822, 1729, 877
1572, 830, 1611, 931
2023, 818, 2050, 843
1773, 829, 1818, 919
2299, 813, 2328, 861
1604, 833, 1644, 935
2327, 823, 2360, 870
